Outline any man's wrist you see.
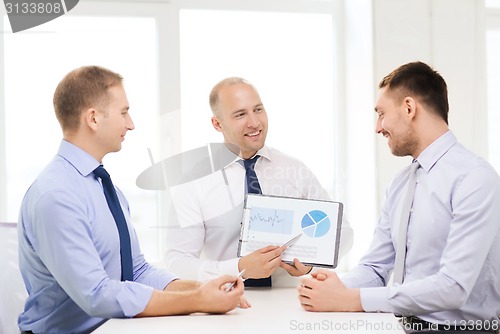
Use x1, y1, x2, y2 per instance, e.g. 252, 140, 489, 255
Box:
348, 288, 364, 312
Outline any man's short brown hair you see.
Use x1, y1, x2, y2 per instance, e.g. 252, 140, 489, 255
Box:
53, 66, 123, 131
379, 61, 449, 124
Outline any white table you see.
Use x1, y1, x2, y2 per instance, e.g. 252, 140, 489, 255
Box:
93, 287, 405, 333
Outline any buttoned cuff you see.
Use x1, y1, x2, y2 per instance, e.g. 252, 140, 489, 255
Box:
116, 282, 155, 317
360, 287, 392, 313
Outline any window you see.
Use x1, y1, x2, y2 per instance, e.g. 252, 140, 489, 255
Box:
486, 2, 500, 173
1, 3, 164, 260
486, 0, 500, 8
486, 31, 500, 170
179, 9, 336, 195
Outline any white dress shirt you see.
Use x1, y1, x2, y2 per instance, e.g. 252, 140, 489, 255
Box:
342, 131, 500, 324
164, 146, 353, 286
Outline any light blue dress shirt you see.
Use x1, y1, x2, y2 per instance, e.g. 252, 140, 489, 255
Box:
342, 131, 500, 324
18, 140, 177, 333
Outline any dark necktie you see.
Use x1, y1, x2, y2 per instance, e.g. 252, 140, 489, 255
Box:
243, 155, 262, 194
93, 165, 133, 281
242, 155, 272, 287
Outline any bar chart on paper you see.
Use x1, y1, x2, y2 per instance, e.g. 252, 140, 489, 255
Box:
301, 210, 331, 238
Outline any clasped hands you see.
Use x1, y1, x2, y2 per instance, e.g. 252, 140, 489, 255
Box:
236, 245, 363, 313
297, 269, 363, 312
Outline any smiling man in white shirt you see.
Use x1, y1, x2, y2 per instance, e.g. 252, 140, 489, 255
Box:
164, 77, 353, 286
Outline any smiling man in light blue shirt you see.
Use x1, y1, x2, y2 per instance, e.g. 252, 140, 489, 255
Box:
298, 62, 500, 333
17, 66, 245, 334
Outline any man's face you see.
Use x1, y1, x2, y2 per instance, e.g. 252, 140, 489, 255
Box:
374, 87, 417, 157
95, 84, 135, 154
212, 83, 268, 159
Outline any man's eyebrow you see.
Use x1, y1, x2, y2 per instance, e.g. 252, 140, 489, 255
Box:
231, 108, 246, 115
231, 104, 263, 115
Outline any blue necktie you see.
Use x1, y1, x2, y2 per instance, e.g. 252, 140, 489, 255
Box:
243, 155, 262, 194
243, 155, 272, 287
93, 165, 133, 281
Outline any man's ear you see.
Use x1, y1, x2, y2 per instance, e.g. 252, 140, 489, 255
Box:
404, 96, 417, 120
83, 108, 99, 131
211, 116, 223, 133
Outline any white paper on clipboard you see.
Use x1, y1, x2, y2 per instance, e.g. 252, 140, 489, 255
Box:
237, 194, 343, 268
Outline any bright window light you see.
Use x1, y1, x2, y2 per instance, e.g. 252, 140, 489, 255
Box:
3, 15, 160, 259
487, 30, 500, 172
486, 0, 500, 8
179, 9, 336, 195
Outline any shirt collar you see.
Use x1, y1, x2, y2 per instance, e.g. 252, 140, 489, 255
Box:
57, 139, 101, 177
256, 146, 271, 161
225, 145, 272, 169
416, 130, 457, 173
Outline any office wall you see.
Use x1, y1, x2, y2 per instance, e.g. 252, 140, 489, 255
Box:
372, 0, 487, 207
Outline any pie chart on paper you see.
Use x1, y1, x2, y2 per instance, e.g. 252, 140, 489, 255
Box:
301, 210, 331, 238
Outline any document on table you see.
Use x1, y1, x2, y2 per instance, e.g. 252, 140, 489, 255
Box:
237, 194, 344, 268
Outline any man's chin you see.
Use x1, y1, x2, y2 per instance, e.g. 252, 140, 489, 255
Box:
111, 144, 123, 153
252, 143, 265, 152
390, 147, 410, 157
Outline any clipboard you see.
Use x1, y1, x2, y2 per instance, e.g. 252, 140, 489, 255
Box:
237, 194, 344, 268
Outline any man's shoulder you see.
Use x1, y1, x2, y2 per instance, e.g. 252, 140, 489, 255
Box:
443, 141, 498, 177
31, 155, 86, 194
20, 157, 88, 220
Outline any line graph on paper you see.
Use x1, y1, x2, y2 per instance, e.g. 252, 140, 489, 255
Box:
248, 207, 294, 234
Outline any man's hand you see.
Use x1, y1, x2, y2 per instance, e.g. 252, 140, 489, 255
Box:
138, 275, 245, 316
238, 294, 252, 309
280, 258, 312, 277
196, 275, 245, 314
238, 245, 285, 279
297, 269, 363, 312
